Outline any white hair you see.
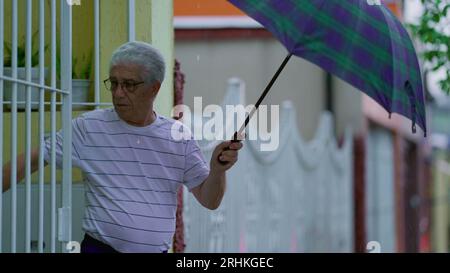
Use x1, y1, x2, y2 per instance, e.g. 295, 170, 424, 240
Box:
110, 41, 166, 84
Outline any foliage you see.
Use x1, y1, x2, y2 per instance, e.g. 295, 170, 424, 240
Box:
72, 52, 92, 79
3, 31, 48, 67
408, 0, 450, 95
56, 44, 92, 80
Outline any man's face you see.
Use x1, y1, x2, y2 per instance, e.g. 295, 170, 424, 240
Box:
109, 63, 160, 125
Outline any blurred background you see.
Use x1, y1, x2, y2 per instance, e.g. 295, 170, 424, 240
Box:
173, 0, 450, 253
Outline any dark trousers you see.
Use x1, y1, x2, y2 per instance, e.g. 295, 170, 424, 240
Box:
81, 234, 120, 253
80, 233, 169, 253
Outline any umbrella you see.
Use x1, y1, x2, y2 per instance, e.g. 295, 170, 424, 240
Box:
227, 0, 427, 138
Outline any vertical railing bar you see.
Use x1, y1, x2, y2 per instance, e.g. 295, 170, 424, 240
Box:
128, 0, 135, 41
60, 0, 72, 253
25, 0, 33, 253
50, 0, 57, 253
10, 0, 18, 253
94, 0, 100, 109
0, 0, 4, 253
38, 0, 46, 254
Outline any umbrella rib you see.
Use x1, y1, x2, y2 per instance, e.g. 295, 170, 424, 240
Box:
235, 53, 293, 141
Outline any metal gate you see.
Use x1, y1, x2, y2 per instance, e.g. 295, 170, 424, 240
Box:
1, 0, 145, 253
0, 0, 72, 253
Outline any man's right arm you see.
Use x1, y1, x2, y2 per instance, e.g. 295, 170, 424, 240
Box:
2, 148, 46, 193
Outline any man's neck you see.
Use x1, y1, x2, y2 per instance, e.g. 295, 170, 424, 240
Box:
124, 110, 156, 127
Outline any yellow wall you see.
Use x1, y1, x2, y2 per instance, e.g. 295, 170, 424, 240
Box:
99, 0, 129, 105
72, 1, 94, 80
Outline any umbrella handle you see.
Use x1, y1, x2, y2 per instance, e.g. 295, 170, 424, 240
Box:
218, 132, 241, 165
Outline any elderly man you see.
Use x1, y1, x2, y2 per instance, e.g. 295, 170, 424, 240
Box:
2, 41, 243, 253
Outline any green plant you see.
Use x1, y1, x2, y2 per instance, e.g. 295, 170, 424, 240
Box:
56, 47, 92, 80
3, 31, 48, 67
408, 0, 450, 95
73, 52, 92, 79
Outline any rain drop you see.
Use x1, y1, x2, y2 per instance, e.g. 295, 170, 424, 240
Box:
197, 55, 200, 62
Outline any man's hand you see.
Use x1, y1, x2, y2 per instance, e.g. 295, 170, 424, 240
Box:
2, 148, 42, 193
210, 140, 243, 173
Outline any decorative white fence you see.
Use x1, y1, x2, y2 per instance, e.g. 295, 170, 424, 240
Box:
183, 78, 354, 252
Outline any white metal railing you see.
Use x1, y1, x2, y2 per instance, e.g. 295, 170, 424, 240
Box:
0, 0, 142, 253
60, 0, 73, 253
0, 76, 70, 94
38, 0, 45, 253
94, 0, 100, 108
1, 0, 141, 253
25, 0, 32, 253
0, 0, 72, 253
50, 0, 58, 253
10, 0, 18, 253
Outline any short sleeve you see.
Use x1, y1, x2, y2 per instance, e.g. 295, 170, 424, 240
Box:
183, 138, 210, 191
43, 116, 86, 169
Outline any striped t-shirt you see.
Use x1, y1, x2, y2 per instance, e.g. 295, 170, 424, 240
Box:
43, 108, 210, 252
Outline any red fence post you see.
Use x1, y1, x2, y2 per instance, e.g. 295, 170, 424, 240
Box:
173, 59, 186, 253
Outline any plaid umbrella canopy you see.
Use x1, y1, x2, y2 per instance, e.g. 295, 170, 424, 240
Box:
228, 0, 427, 137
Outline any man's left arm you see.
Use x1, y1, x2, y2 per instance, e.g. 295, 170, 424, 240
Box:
192, 141, 243, 210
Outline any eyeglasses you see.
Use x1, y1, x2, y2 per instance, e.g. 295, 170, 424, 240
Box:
104, 78, 145, 93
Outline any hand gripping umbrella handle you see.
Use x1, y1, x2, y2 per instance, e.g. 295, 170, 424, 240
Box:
218, 132, 241, 165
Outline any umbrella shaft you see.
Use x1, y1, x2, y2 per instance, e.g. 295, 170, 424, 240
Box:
237, 53, 293, 137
